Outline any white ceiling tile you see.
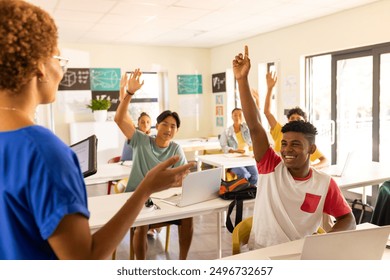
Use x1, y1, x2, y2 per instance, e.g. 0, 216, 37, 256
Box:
54, 10, 104, 22
58, 0, 117, 13
24, 0, 381, 47
160, 6, 212, 21
174, 0, 229, 10
110, 2, 168, 16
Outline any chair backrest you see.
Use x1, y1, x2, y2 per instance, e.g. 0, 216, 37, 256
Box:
232, 216, 253, 255
120, 141, 133, 161
372, 180, 390, 226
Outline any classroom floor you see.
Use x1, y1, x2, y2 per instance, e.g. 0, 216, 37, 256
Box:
112, 205, 253, 260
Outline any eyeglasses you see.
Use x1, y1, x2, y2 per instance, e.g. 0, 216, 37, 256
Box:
52, 55, 69, 73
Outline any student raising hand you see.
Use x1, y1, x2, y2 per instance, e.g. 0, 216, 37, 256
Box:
232, 45, 251, 80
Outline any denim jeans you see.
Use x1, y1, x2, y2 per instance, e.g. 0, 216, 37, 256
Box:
231, 166, 258, 185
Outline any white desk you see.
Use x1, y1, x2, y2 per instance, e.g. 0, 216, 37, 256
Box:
88, 189, 254, 258
221, 224, 390, 260
175, 138, 221, 153
84, 162, 132, 186
326, 161, 390, 203
330, 161, 390, 190
197, 153, 256, 179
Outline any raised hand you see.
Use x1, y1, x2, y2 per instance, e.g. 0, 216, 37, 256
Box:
127, 68, 144, 95
251, 88, 260, 109
266, 72, 277, 91
119, 74, 128, 102
232, 45, 251, 81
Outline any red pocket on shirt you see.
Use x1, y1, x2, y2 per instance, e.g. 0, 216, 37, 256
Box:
300, 193, 321, 213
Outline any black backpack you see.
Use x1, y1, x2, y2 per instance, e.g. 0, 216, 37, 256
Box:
219, 177, 257, 233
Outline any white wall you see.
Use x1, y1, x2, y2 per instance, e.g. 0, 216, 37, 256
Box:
210, 0, 390, 122
57, 43, 213, 144
55, 0, 390, 145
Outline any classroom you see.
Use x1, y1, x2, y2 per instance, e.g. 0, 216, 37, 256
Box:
1, 0, 390, 266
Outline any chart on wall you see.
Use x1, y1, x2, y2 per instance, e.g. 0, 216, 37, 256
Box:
212, 72, 226, 93
57, 68, 121, 112
177, 74, 202, 94
59, 68, 90, 91
90, 68, 121, 111
215, 94, 224, 127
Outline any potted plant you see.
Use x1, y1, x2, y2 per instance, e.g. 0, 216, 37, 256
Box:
87, 97, 112, 122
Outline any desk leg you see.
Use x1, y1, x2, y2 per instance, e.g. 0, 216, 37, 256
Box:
217, 212, 222, 258
197, 160, 202, 171
362, 186, 367, 204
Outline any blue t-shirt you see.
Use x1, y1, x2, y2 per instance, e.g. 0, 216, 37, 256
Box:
0, 126, 90, 259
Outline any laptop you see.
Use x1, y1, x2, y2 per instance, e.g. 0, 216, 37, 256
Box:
159, 167, 222, 207
322, 152, 352, 177
269, 225, 390, 260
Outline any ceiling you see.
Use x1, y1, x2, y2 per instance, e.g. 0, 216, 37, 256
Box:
28, 0, 378, 48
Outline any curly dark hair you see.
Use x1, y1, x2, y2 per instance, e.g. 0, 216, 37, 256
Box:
281, 121, 318, 144
0, 0, 58, 93
157, 110, 181, 128
287, 107, 307, 121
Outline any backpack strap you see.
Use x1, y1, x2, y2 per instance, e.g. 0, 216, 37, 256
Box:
225, 199, 244, 233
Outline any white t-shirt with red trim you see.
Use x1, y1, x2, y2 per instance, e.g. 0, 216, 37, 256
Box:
250, 147, 351, 249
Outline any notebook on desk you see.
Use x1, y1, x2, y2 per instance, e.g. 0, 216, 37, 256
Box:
269, 225, 390, 260
160, 167, 222, 207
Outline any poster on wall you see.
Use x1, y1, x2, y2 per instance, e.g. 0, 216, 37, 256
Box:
215, 94, 223, 105
58, 68, 121, 113
58, 68, 90, 91
216, 106, 223, 116
212, 72, 226, 93
90, 68, 121, 91
216, 117, 224, 127
177, 74, 202, 94
90, 68, 121, 112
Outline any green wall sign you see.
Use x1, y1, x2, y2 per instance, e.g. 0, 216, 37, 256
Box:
177, 74, 202, 94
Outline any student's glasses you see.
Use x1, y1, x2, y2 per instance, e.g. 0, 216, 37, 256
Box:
52, 55, 69, 73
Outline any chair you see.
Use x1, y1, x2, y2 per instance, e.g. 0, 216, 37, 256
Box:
107, 156, 121, 194
371, 180, 390, 226
232, 216, 253, 255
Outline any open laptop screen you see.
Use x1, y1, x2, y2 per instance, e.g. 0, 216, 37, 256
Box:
70, 135, 97, 178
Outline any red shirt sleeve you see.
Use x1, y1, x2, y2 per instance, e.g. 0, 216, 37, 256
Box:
257, 147, 282, 175
323, 178, 351, 218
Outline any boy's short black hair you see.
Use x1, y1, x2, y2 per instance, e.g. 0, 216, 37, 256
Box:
281, 121, 317, 145
232, 108, 242, 114
287, 107, 307, 121
157, 110, 181, 128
